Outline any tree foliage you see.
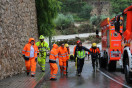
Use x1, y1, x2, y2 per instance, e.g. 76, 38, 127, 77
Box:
35, 0, 61, 36
59, 0, 92, 20
110, 0, 132, 14
60, 0, 86, 13
54, 13, 74, 30
79, 4, 93, 19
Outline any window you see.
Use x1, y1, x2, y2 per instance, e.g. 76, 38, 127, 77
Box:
107, 30, 110, 47
123, 14, 127, 32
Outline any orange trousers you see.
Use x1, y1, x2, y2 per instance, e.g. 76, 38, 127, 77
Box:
59, 59, 67, 74
50, 63, 58, 79
25, 57, 36, 75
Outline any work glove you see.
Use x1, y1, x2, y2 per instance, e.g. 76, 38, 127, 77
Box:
23, 55, 29, 61
23, 55, 25, 59
24, 56, 29, 61
37, 53, 39, 56
35, 58, 37, 62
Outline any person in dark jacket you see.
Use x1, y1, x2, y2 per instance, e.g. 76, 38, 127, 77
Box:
88, 43, 100, 71
75, 41, 91, 76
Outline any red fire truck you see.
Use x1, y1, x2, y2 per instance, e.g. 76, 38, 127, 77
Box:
99, 17, 122, 71
114, 5, 132, 83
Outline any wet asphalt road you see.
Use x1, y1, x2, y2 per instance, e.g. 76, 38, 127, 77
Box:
36, 59, 132, 88
35, 44, 132, 88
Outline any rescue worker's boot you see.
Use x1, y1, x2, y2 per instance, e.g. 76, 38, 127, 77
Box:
93, 69, 95, 72
93, 66, 95, 72
50, 78, 57, 81
31, 74, 35, 77
78, 72, 81, 76
27, 72, 29, 76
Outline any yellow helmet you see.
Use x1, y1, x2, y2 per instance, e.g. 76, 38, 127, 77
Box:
92, 43, 97, 47
39, 35, 45, 39
65, 43, 69, 47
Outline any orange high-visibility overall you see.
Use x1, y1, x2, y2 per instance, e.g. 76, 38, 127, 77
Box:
22, 38, 38, 75
49, 44, 58, 79
58, 46, 69, 75
73, 46, 76, 55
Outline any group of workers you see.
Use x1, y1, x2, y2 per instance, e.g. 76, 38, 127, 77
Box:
22, 35, 100, 80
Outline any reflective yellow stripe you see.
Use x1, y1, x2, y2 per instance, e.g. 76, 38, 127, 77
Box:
59, 56, 66, 57
77, 50, 86, 58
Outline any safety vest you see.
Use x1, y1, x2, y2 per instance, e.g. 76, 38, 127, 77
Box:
36, 41, 50, 57
36, 41, 50, 52
77, 50, 86, 59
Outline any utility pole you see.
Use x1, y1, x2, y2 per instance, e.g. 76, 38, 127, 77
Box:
49, 36, 52, 50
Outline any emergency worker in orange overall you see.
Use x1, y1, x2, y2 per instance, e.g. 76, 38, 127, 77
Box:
65, 43, 70, 74
58, 43, 69, 75
88, 43, 100, 71
22, 38, 38, 77
49, 44, 58, 80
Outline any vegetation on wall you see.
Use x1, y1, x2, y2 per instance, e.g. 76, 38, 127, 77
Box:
35, 0, 61, 36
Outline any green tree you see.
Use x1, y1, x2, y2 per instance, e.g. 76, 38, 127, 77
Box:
79, 4, 93, 19
59, 0, 87, 13
54, 13, 74, 30
35, 0, 61, 36
110, 0, 131, 14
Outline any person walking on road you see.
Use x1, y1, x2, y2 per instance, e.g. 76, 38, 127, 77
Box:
75, 41, 91, 76
58, 43, 69, 76
88, 43, 100, 71
65, 43, 70, 74
22, 38, 38, 77
49, 44, 58, 80
73, 40, 81, 70
36, 35, 50, 72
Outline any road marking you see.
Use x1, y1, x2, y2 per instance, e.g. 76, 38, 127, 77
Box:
98, 69, 131, 88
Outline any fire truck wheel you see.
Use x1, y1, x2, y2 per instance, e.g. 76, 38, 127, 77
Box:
108, 61, 116, 71
125, 65, 132, 83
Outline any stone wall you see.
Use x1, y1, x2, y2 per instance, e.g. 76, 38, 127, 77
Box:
84, 0, 110, 16
90, 1, 110, 16
0, 0, 38, 79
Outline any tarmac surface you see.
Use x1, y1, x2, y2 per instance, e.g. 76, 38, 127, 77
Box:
36, 59, 132, 88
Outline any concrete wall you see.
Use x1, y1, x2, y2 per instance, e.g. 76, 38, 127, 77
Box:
0, 0, 38, 79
